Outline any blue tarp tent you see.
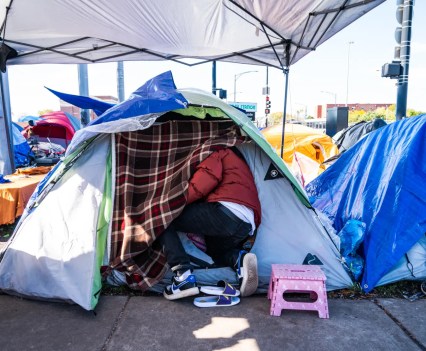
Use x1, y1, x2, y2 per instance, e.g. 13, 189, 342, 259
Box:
12, 122, 32, 167
306, 115, 426, 292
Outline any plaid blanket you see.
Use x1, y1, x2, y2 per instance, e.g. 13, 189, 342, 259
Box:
110, 120, 245, 291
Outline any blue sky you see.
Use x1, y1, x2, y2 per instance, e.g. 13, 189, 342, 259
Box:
7, 0, 426, 120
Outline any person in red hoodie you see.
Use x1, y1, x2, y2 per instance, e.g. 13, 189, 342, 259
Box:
157, 147, 261, 300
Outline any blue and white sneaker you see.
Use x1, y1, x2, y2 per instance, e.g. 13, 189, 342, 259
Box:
163, 274, 200, 300
236, 250, 258, 297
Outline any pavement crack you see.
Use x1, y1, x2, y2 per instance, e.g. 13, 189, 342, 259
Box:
100, 296, 131, 351
374, 299, 426, 351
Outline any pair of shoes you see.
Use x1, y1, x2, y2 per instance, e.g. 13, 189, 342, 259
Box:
194, 280, 241, 308
163, 273, 200, 300
236, 250, 258, 297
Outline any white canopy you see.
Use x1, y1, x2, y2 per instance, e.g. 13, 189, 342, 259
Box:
1, 0, 385, 69
0, 0, 386, 175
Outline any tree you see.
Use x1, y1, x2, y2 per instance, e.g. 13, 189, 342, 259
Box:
267, 111, 296, 126
347, 104, 424, 124
38, 109, 54, 116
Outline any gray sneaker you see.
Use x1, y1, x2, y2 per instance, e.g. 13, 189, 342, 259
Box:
236, 251, 258, 297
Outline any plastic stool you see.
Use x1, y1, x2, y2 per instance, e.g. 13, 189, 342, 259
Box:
268, 264, 329, 318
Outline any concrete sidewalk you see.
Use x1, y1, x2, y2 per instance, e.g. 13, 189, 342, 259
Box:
0, 294, 425, 351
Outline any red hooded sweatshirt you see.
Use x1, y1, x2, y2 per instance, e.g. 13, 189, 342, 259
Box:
187, 148, 261, 227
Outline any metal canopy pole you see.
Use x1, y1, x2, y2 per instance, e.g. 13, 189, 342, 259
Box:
280, 67, 290, 159
259, 22, 291, 159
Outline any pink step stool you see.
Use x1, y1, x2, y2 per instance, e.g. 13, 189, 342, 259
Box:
268, 264, 329, 319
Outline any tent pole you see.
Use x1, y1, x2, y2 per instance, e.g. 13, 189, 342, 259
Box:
280, 67, 289, 159
0, 70, 15, 174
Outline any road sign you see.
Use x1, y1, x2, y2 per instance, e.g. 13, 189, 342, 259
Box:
262, 87, 270, 95
229, 102, 257, 112
246, 111, 256, 120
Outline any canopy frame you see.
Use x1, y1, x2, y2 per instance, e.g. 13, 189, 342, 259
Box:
0, 0, 386, 174
0, 0, 380, 68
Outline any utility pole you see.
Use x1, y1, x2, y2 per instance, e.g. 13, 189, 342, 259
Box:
396, 0, 414, 120
212, 61, 217, 95
78, 64, 90, 126
117, 61, 125, 102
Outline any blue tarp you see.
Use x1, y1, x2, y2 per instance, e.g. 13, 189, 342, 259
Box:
12, 122, 32, 167
90, 71, 188, 125
46, 71, 188, 125
46, 87, 115, 117
306, 115, 426, 292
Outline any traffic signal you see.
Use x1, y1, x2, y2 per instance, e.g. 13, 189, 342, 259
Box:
394, 0, 404, 60
265, 96, 271, 115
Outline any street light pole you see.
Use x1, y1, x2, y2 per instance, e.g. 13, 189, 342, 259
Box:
321, 90, 337, 105
346, 41, 354, 107
295, 103, 307, 120
233, 70, 258, 102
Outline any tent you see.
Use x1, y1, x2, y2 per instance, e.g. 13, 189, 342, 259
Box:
306, 114, 426, 292
333, 118, 387, 153
262, 123, 339, 186
22, 111, 78, 149
0, 72, 352, 310
11, 122, 32, 167
0, 0, 387, 175
18, 115, 42, 123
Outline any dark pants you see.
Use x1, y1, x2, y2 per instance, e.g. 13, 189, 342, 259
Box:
157, 202, 252, 274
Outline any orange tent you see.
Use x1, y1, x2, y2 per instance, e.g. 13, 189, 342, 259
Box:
262, 123, 339, 185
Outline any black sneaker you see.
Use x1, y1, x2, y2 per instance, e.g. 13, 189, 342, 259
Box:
236, 250, 258, 297
163, 274, 199, 300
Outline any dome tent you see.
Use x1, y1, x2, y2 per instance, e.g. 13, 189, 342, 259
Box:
306, 115, 426, 292
262, 123, 339, 185
22, 111, 78, 149
0, 72, 352, 310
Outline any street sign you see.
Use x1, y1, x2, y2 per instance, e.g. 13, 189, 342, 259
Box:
229, 102, 257, 112
246, 111, 256, 120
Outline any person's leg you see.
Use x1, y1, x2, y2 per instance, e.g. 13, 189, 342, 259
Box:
156, 224, 192, 275
173, 202, 251, 267
156, 224, 198, 300
171, 202, 258, 297
204, 221, 251, 267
